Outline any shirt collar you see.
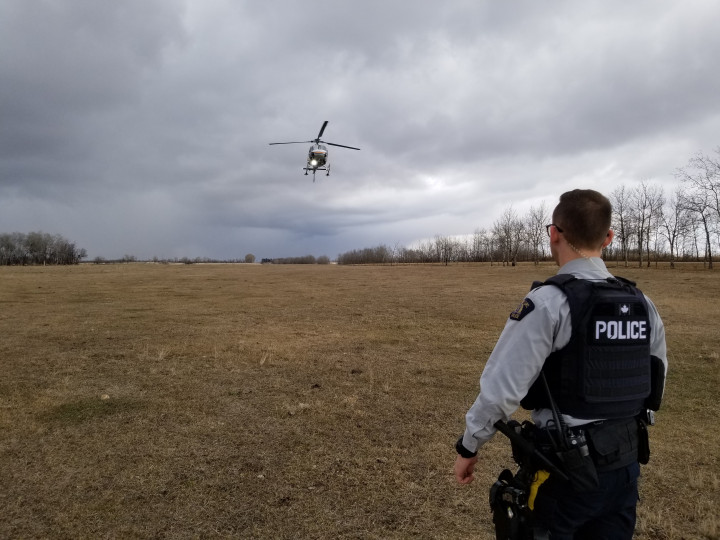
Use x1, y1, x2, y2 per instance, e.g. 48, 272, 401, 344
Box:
558, 257, 613, 280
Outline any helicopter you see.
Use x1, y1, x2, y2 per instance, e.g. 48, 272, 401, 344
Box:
269, 121, 360, 181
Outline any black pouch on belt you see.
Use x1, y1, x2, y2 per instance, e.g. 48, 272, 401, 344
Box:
586, 418, 639, 471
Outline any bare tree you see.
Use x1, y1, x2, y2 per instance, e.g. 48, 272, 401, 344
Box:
471, 228, 485, 262
434, 235, 457, 266
510, 218, 525, 266
631, 184, 649, 267
611, 186, 633, 267
679, 186, 715, 268
629, 182, 663, 267
681, 148, 720, 218
658, 187, 691, 268
526, 202, 549, 265
391, 242, 404, 265
418, 240, 435, 263
493, 206, 523, 266
645, 183, 665, 267
456, 237, 472, 262
677, 148, 720, 269
491, 221, 507, 265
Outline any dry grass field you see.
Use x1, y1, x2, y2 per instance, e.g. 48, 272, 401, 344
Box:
1, 262, 718, 539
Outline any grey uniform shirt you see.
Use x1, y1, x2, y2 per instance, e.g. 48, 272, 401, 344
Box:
461, 257, 668, 454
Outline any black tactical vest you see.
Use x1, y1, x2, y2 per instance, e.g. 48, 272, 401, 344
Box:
520, 274, 652, 419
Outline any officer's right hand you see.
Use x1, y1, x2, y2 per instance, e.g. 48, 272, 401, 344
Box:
454, 455, 478, 484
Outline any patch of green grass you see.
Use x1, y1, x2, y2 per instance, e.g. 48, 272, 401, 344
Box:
40, 396, 139, 425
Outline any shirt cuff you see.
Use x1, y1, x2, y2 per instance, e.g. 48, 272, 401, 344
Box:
455, 435, 478, 458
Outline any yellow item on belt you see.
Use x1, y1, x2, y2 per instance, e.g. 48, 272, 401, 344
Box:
528, 469, 551, 510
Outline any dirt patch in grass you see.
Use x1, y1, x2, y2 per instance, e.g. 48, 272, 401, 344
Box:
0, 262, 717, 539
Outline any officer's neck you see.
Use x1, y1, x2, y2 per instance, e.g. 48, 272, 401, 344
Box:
554, 242, 603, 267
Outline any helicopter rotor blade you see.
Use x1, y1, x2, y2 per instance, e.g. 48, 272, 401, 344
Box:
324, 142, 361, 150
316, 120, 329, 141
268, 141, 314, 145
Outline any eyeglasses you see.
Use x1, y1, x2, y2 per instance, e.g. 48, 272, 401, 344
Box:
545, 224, 564, 237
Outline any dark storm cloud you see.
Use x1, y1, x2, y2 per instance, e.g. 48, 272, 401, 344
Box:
1, 0, 719, 259
0, 1, 186, 193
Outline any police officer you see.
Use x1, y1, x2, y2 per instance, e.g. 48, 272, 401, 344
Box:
454, 189, 667, 539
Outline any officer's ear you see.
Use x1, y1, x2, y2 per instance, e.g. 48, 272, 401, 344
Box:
602, 229, 614, 248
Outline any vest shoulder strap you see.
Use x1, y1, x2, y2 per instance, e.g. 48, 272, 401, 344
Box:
544, 273, 577, 288
530, 273, 575, 291
531, 274, 611, 332
611, 275, 637, 287
532, 274, 637, 290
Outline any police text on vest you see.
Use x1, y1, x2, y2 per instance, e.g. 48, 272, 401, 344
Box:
595, 320, 647, 340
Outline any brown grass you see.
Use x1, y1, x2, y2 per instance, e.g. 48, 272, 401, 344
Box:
0, 262, 717, 539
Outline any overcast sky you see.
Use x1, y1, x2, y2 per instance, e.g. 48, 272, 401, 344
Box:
2, 1, 719, 260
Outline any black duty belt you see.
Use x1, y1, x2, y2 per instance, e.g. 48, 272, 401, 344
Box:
534, 417, 639, 473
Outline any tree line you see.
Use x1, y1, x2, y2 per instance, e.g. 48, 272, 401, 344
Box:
0, 231, 87, 266
267, 255, 331, 265
338, 147, 720, 268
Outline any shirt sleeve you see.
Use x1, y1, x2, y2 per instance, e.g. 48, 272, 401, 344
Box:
462, 289, 565, 453
645, 295, 668, 397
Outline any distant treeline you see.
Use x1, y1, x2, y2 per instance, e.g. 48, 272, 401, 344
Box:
265, 255, 331, 265
0, 232, 87, 266
92, 255, 333, 265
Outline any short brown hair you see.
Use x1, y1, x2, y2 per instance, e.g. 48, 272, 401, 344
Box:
552, 189, 612, 249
